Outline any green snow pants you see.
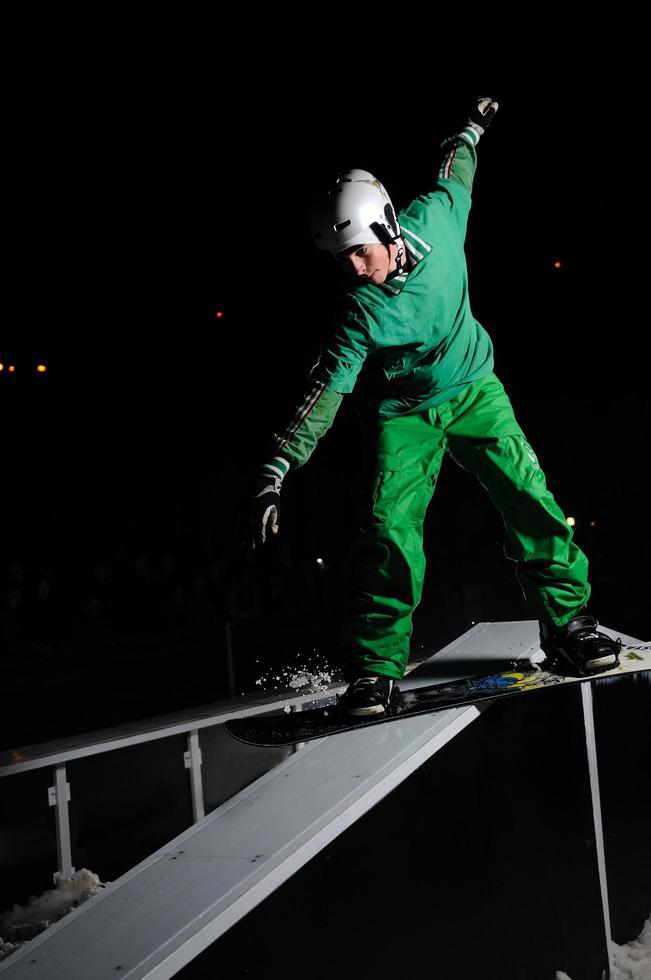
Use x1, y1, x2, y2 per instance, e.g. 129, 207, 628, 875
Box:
343, 373, 590, 680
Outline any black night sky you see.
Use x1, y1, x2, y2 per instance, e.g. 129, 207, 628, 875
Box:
2, 37, 649, 744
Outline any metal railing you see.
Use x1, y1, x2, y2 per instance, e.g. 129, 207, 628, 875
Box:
0, 681, 343, 883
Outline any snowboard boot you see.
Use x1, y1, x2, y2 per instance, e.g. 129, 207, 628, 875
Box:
339, 674, 396, 716
540, 611, 621, 677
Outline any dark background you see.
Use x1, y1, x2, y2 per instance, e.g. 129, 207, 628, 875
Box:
1, 37, 649, 745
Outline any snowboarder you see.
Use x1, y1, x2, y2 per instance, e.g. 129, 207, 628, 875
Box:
241, 97, 621, 716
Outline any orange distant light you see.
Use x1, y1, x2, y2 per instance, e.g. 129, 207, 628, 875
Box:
553, 260, 562, 269
0, 363, 4, 372
215, 310, 224, 319
8, 365, 16, 373
36, 364, 47, 373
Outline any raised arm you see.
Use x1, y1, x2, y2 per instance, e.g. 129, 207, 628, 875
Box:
438, 96, 499, 194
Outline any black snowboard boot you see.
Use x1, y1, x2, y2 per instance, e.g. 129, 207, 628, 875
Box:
340, 674, 396, 716
540, 611, 621, 677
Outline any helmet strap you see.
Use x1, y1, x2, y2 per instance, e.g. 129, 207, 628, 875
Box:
385, 239, 406, 281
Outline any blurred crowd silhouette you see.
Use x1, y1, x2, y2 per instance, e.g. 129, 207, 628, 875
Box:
1, 506, 645, 750
0, 541, 341, 660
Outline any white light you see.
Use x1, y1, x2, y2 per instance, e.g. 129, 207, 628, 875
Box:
316, 558, 324, 566
359, 203, 380, 225
567, 516, 576, 527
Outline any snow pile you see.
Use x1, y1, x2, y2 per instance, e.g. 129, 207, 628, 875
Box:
253, 649, 339, 695
0, 868, 108, 960
609, 914, 651, 979
555, 913, 651, 980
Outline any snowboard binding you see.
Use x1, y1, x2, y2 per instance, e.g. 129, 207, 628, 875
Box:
540, 613, 622, 678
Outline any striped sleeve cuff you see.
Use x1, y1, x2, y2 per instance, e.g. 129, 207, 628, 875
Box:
260, 455, 291, 483
458, 123, 482, 147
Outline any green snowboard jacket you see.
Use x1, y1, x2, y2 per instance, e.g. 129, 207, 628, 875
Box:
265, 122, 494, 483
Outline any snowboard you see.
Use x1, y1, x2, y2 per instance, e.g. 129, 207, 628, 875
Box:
224, 643, 651, 747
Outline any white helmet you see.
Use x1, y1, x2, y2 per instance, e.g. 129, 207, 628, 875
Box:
309, 168, 401, 256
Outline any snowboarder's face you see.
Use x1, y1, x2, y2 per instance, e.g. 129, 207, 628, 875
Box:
336, 242, 397, 284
